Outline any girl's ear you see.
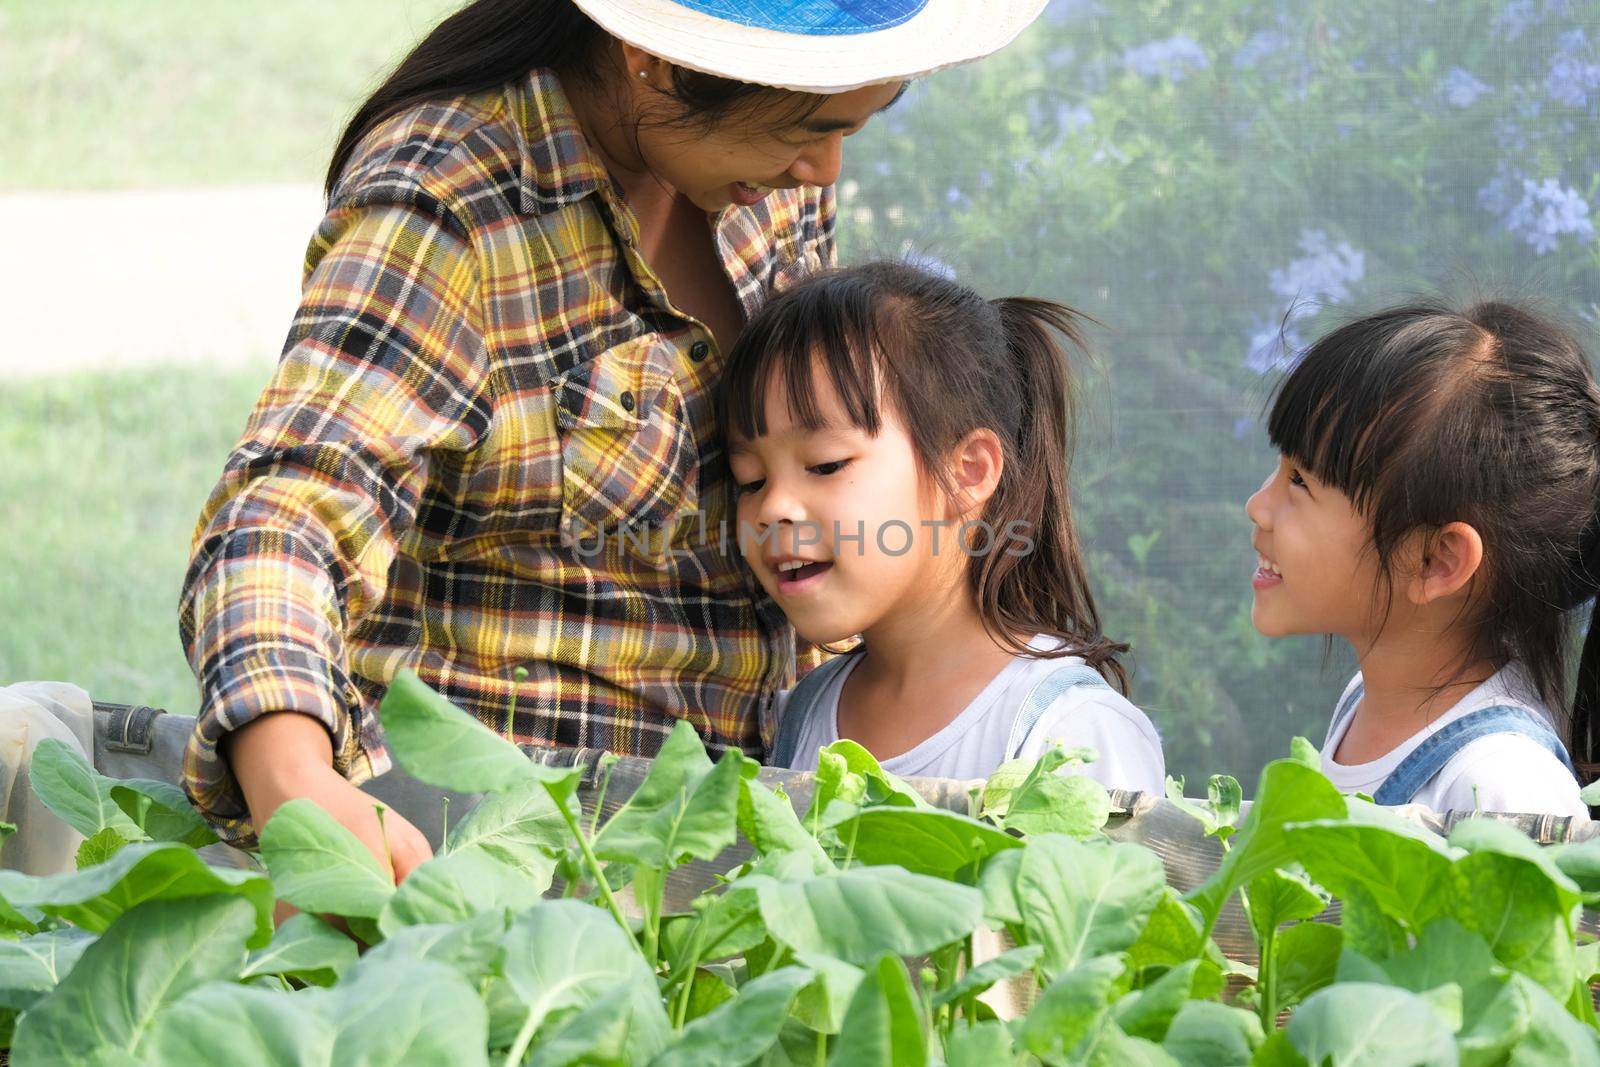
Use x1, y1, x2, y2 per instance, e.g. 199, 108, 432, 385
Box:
1407, 521, 1485, 606
945, 428, 1005, 519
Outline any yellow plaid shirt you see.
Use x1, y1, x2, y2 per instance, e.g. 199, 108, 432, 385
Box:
179, 70, 835, 842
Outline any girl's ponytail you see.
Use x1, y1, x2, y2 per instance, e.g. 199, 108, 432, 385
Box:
979, 298, 1130, 692
1573, 522, 1600, 774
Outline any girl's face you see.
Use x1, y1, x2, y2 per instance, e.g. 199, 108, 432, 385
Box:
727, 371, 966, 647
635, 80, 906, 214
1245, 455, 1386, 640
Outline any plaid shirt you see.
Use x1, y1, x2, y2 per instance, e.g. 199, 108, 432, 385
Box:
179, 70, 835, 843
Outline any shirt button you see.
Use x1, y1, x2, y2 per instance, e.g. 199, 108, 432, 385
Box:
619, 390, 636, 412
689, 341, 710, 363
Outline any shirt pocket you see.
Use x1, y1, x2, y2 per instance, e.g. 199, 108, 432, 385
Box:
547, 335, 700, 542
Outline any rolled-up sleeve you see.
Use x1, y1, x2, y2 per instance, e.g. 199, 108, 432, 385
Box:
179, 198, 491, 843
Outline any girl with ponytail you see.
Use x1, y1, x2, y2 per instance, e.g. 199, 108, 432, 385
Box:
1247, 299, 1600, 817
717, 261, 1163, 789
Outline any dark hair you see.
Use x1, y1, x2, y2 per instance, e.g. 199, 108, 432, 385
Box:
716, 261, 1130, 692
326, 0, 821, 194
1266, 300, 1600, 769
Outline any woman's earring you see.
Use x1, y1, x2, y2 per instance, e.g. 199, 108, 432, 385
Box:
637, 70, 649, 80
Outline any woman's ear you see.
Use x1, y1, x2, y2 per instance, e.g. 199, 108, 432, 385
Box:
618, 43, 672, 91
1407, 521, 1485, 606
945, 428, 1005, 519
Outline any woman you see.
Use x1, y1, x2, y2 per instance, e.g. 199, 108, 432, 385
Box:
179, 0, 1047, 879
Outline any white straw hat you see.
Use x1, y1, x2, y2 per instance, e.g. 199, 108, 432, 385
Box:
569, 0, 1051, 94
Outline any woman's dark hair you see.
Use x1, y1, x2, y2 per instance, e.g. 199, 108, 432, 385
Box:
1266, 300, 1600, 769
717, 261, 1130, 692
326, 0, 820, 193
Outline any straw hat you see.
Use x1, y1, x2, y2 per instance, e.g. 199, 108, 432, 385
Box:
569, 0, 1051, 94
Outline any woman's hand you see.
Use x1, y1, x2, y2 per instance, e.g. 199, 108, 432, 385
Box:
230, 712, 433, 884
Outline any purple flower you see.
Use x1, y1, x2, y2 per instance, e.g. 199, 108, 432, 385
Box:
1244, 317, 1305, 376
1124, 36, 1210, 83
1267, 230, 1366, 305
1501, 178, 1595, 254
1494, 0, 1538, 40
1232, 30, 1288, 71
1546, 29, 1600, 108
1440, 67, 1491, 108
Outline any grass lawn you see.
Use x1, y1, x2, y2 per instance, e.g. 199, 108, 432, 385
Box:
0, 363, 275, 716
3, 0, 461, 189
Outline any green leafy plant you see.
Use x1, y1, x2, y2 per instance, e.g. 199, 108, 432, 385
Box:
0, 670, 1595, 1064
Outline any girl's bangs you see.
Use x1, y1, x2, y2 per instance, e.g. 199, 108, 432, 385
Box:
719, 274, 892, 442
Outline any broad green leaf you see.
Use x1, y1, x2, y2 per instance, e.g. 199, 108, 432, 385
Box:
12, 895, 256, 1064
681, 965, 737, 1022
593, 723, 745, 869
0, 928, 94, 1011
378, 669, 580, 799
76, 827, 129, 869
527, 972, 672, 1067
258, 797, 395, 920
828, 953, 926, 1067
143, 955, 491, 1067
1184, 760, 1346, 929
831, 807, 1020, 881
1273, 922, 1341, 1010
1337, 882, 1408, 961
944, 1020, 1016, 1067
1080, 1022, 1183, 1067
1284, 983, 1456, 1067
1288, 736, 1320, 769
1494, 972, 1600, 1067
979, 848, 1025, 927
28, 738, 143, 840
663, 884, 767, 974
1017, 835, 1165, 980
932, 943, 1044, 1009
1127, 890, 1223, 975
793, 951, 866, 1035
1550, 838, 1600, 900
0, 841, 272, 945
240, 913, 357, 987
1162, 1001, 1264, 1067
651, 966, 814, 1067
738, 778, 832, 874
804, 741, 926, 831
1281, 805, 1457, 932
499, 899, 654, 1036
377, 846, 547, 935
1003, 774, 1113, 839
1019, 954, 1124, 1061
1113, 958, 1224, 1042
1246, 867, 1327, 943
444, 776, 574, 868
360, 907, 509, 982
1448, 848, 1576, 997
1447, 819, 1583, 914
981, 744, 1086, 818
109, 778, 218, 848
753, 865, 983, 964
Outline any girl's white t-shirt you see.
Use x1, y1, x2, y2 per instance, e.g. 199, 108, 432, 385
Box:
1321, 666, 1588, 819
774, 636, 1165, 792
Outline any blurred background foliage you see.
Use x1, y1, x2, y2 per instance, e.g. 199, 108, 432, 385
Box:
4, 0, 1598, 790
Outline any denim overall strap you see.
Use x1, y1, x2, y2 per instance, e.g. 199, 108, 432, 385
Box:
1325, 682, 1365, 749
1006, 663, 1114, 761
768, 654, 858, 769
1372, 704, 1577, 806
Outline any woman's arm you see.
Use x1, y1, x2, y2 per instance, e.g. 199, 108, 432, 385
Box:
181, 198, 491, 867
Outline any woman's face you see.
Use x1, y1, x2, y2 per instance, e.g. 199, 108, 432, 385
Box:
634, 78, 907, 213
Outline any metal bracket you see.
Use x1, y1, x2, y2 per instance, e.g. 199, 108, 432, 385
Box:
93, 702, 166, 756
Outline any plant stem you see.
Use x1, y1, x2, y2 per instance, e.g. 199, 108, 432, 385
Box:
1259, 922, 1277, 1030
813, 1029, 827, 1066
549, 784, 640, 953
503, 1008, 538, 1067
589, 754, 618, 837
440, 796, 451, 848
373, 804, 395, 880
507, 666, 528, 743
